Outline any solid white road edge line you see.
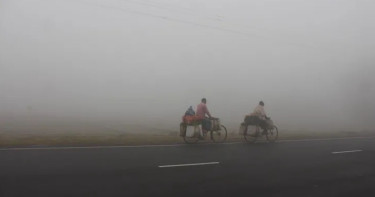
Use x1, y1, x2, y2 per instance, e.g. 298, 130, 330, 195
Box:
159, 162, 219, 168
0, 136, 374, 151
332, 150, 363, 154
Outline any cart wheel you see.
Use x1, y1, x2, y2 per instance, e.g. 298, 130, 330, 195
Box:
183, 125, 200, 144
244, 125, 259, 143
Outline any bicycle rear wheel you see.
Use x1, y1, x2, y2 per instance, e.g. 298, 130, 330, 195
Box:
211, 125, 227, 143
183, 124, 200, 144
266, 126, 278, 143
244, 125, 259, 143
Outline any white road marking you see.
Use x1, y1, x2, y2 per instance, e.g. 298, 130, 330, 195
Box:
159, 162, 219, 168
278, 136, 375, 143
0, 136, 373, 151
332, 150, 363, 154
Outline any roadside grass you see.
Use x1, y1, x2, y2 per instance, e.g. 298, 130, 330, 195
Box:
0, 133, 180, 147
0, 129, 373, 147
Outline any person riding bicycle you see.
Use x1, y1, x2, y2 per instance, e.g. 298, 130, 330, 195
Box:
196, 98, 212, 137
249, 101, 269, 134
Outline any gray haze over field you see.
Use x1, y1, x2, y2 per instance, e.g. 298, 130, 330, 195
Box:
1, 0, 374, 132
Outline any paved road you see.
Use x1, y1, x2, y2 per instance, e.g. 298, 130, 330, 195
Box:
0, 137, 374, 197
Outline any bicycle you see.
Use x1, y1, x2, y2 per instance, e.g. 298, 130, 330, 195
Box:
180, 117, 227, 144
240, 116, 278, 143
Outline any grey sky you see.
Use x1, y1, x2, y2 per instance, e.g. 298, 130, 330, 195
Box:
1, 0, 374, 131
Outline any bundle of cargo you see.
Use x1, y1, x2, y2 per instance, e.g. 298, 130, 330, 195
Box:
243, 115, 275, 129
244, 115, 261, 125
182, 115, 202, 125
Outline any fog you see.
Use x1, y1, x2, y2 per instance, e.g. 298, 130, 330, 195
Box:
1, 0, 374, 132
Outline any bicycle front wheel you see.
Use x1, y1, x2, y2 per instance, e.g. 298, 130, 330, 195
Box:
211, 125, 227, 143
266, 126, 278, 143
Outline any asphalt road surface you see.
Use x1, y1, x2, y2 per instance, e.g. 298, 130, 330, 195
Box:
1, 137, 375, 197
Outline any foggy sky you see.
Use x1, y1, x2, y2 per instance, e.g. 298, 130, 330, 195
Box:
1, 0, 374, 131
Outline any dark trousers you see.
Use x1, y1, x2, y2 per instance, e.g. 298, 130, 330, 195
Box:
202, 118, 211, 131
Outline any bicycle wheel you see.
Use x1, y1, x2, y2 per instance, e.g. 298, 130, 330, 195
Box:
244, 125, 259, 143
183, 124, 200, 144
211, 125, 227, 143
266, 126, 278, 143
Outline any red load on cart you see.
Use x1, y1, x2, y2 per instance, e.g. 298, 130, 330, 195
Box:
182, 115, 202, 125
